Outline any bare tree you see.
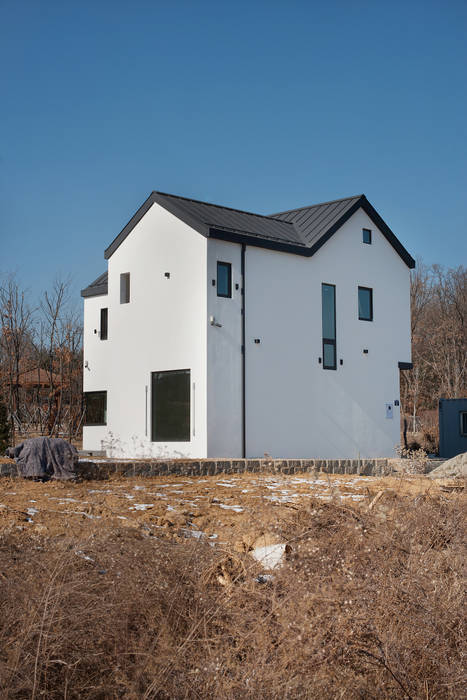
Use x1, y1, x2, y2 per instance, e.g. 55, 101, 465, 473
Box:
401, 262, 467, 450
0, 275, 35, 441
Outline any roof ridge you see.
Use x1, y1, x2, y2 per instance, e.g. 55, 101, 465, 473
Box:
153, 190, 296, 225
272, 194, 365, 217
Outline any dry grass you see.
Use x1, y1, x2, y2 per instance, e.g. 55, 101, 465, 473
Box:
0, 488, 465, 699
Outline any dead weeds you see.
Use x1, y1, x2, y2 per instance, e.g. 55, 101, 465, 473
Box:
0, 471, 464, 698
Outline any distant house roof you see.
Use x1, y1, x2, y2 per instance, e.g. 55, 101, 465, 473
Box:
81, 191, 415, 298
16, 369, 61, 388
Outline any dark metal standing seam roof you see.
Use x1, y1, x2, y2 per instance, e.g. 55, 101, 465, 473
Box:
81, 271, 108, 297
273, 195, 363, 246
154, 192, 305, 246
273, 194, 415, 267
81, 191, 415, 297
102, 191, 306, 262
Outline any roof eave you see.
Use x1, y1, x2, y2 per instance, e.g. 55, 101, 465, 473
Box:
80, 284, 108, 298
209, 228, 309, 256
360, 196, 415, 269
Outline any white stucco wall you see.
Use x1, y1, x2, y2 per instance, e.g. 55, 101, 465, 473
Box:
83, 202, 207, 457
82, 293, 111, 450
206, 240, 243, 457
83, 202, 411, 460
243, 209, 411, 458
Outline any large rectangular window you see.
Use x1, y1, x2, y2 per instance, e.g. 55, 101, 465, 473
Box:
358, 286, 373, 321
84, 391, 107, 426
217, 262, 232, 298
100, 308, 108, 340
322, 283, 336, 370
151, 369, 190, 442
120, 273, 130, 304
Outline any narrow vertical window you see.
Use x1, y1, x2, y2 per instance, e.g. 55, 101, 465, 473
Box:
217, 262, 232, 298
151, 369, 190, 442
362, 228, 372, 244
322, 283, 336, 370
120, 273, 130, 304
358, 286, 373, 321
100, 308, 108, 340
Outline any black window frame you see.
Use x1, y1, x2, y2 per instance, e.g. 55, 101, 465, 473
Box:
217, 261, 232, 298
151, 369, 191, 443
83, 391, 107, 426
358, 286, 373, 321
120, 272, 130, 304
460, 411, 467, 437
100, 307, 108, 340
362, 228, 372, 245
322, 283, 337, 370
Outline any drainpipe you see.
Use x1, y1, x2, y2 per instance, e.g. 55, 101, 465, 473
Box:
241, 243, 246, 458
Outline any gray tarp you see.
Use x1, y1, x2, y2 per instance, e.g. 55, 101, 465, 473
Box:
6, 437, 78, 480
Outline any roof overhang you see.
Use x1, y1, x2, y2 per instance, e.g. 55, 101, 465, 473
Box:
208, 227, 308, 256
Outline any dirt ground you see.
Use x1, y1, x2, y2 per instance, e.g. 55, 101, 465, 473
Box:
0, 469, 463, 548
1, 468, 465, 698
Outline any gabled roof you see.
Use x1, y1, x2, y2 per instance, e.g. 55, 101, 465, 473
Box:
103, 191, 306, 260
272, 195, 363, 246
273, 194, 415, 268
15, 368, 61, 388
81, 191, 415, 297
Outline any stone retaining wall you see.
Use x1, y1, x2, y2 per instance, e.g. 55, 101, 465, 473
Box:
78, 457, 391, 479
0, 457, 392, 480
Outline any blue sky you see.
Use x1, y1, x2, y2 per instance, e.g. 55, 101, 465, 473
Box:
1, 0, 466, 303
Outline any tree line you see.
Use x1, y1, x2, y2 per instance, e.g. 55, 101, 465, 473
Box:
0, 275, 83, 446
401, 262, 466, 450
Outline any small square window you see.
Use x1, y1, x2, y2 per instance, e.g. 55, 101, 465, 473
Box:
362, 228, 372, 244
323, 340, 336, 370
460, 411, 467, 437
217, 262, 232, 298
120, 273, 130, 304
100, 308, 108, 340
84, 391, 107, 426
358, 286, 373, 321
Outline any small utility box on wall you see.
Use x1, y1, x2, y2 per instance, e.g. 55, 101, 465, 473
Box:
439, 398, 467, 458
385, 403, 393, 419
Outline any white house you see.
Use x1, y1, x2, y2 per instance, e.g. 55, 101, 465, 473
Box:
81, 191, 414, 459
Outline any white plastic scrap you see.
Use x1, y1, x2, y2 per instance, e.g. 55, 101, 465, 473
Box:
251, 543, 286, 570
